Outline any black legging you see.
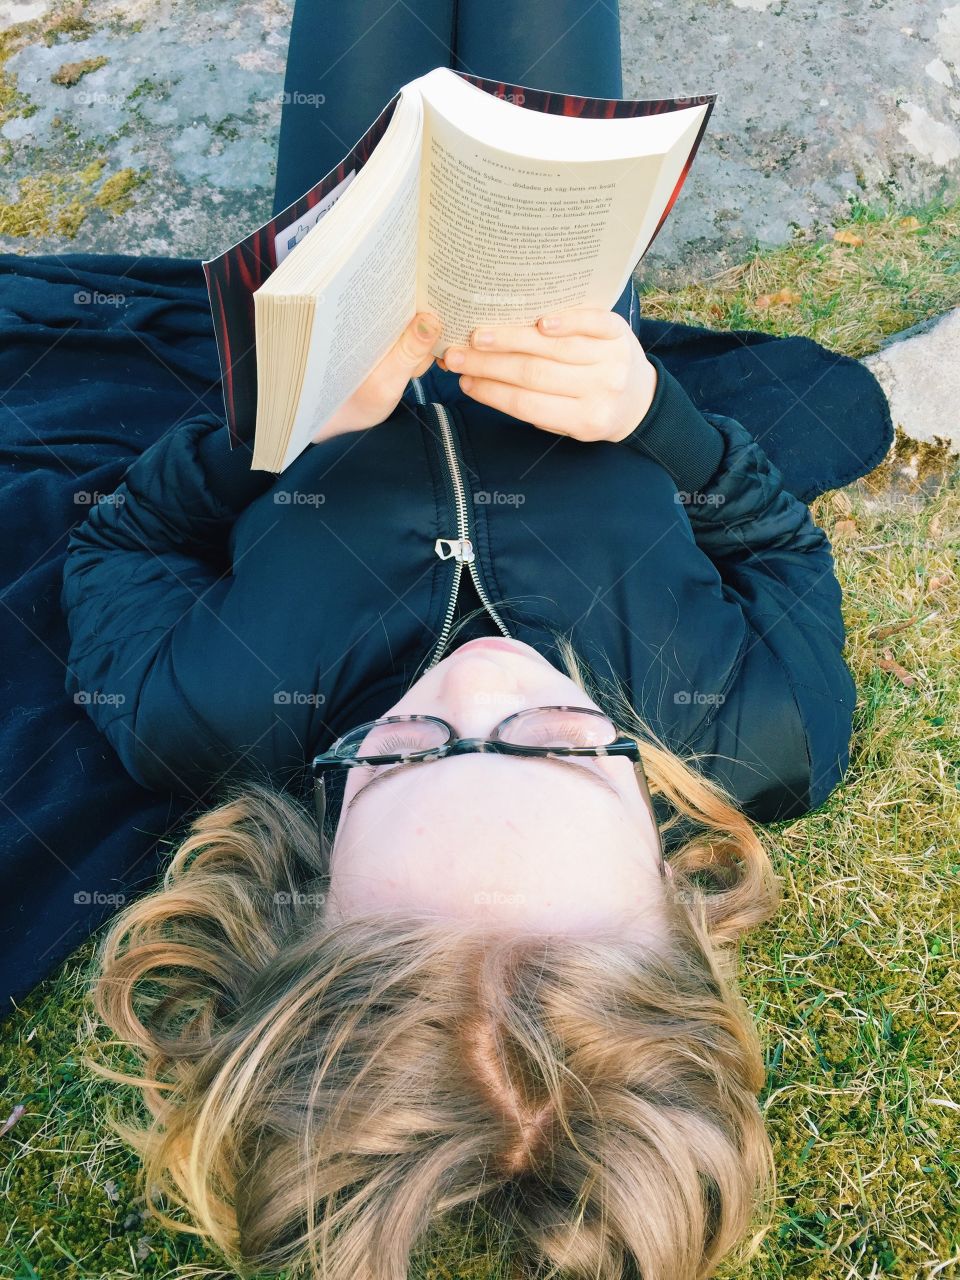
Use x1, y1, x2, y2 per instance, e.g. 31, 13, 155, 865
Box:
272, 0, 624, 217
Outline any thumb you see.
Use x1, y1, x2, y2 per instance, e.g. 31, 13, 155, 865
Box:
392, 312, 441, 370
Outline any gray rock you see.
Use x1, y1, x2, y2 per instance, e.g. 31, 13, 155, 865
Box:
862, 308, 960, 448
0, 0, 959, 284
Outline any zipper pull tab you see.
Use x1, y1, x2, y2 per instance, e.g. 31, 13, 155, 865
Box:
434, 536, 475, 563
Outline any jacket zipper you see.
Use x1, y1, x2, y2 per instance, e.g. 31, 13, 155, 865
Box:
408, 377, 513, 668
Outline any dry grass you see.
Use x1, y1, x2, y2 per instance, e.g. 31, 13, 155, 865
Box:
639, 197, 960, 360
1, 195, 959, 1278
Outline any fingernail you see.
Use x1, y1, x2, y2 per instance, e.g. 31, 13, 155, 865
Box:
473, 329, 493, 346
540, 316, 559, 331
416, 317, 435, 338
445, 348, 464, 368
460, 375, 474, 391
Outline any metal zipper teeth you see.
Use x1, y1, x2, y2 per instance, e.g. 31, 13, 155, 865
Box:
432, 396, 514, 660
408, 377, 513, 669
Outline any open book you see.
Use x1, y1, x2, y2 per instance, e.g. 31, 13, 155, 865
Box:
203, 67, 716, 473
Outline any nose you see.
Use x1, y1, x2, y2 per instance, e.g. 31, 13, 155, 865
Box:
438, 651, 527, 734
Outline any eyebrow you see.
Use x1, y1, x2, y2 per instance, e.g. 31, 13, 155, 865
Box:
342, 752, 622, 819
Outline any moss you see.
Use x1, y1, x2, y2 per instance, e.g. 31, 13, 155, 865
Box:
78, 155, 106, 186
211, 115, 242, 142
0, 175, 56, 236
125, 77, 163, 104
50, 55, 109, 88
42, 6, 95, 45
0, 30, 28, 127
0, 162, 146, 239
55, 196, 87, 237
93, 166, 147, 214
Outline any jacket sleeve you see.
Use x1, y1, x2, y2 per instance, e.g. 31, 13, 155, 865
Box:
60, 414, 284, 798
618, 355, 857, 821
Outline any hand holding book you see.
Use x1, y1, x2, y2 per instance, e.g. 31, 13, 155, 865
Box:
438, 308, 659, 444
202, 67, 715, 472
309, 310, 441, 443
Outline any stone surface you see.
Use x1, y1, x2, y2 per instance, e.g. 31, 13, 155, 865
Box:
862, 308, 960, 449
0, 0, 958, 284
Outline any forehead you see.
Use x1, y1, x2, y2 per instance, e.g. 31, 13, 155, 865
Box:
326, 752, 666, 932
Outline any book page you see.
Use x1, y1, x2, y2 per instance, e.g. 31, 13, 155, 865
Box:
279, 143, 422, 470
412, 70, 707, 348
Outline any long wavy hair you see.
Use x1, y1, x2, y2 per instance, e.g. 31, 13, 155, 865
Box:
84, 624, 782, 1280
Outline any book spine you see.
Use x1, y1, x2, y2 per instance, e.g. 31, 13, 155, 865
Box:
203, 88, 404, 447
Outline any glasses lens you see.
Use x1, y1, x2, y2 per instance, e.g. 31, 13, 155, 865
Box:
496, 707, 618, 750
333, 717, 449, 760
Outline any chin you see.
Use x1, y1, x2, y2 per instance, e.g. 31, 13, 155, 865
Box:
450, 635, 543, 660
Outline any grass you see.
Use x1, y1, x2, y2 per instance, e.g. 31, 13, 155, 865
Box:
638, 195, 960, 359
1, 193, 959, 1279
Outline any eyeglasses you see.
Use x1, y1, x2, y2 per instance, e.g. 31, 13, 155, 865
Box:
310, 706, 665, 876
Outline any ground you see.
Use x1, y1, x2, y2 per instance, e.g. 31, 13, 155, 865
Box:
1, 0, 959, 1277
1, 0, 960, 284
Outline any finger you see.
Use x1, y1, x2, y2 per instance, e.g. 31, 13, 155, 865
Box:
351, 313, 439, 414
390, 312, 442, 371
536, 308, 627, 340
444, 347, 595, 398
457, 375, 587, 437
466, 324, 605, 365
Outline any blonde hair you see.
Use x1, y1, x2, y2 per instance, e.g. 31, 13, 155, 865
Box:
85, 630, 782, 1279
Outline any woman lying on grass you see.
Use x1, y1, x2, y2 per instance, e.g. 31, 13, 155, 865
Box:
65, 0, 861, 1275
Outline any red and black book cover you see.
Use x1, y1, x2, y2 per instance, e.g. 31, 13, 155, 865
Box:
203, 73, 716, 448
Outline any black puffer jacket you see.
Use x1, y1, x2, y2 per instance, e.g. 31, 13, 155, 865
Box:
60, 292, 856, 825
